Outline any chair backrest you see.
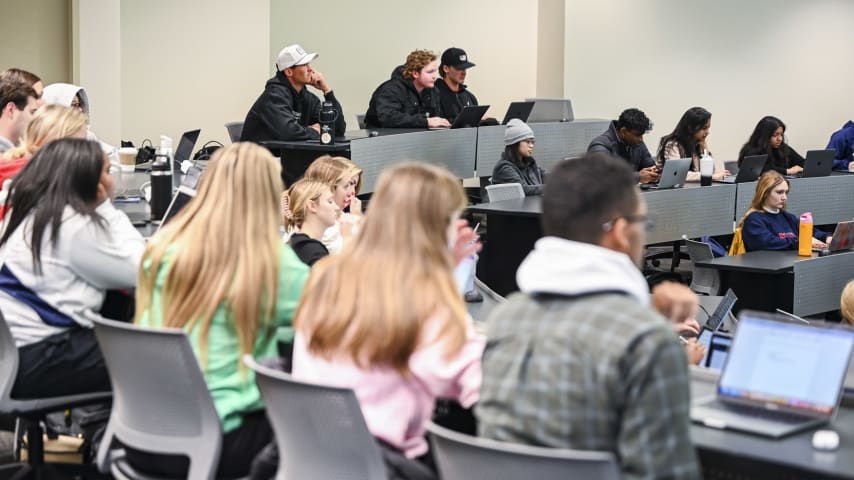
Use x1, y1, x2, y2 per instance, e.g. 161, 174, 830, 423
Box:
93, 317, 222, 480
244, 355, 387, 480
0, 308, 21, 407
355, 114, 367, 129
682, 235, 721, 295
683, 235, 714, 262
224, 121, 243, 143
484, 183, 524, 202
426, 421, 621, 480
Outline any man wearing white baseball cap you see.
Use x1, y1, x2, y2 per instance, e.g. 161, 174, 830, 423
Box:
242, 44, 346, 142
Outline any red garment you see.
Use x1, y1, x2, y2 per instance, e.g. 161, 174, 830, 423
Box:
0, 156, 29, 219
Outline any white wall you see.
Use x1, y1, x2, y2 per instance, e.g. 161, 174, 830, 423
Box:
0, 0, 70, 86
269, 0, 543, 128
120, 0, 270, 146
564, 0, 854, 160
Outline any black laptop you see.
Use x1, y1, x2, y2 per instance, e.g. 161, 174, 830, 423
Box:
794, 149, 835, 178
716, 154, 766, 184
172, 129, 201, 187
450, 105, 489, 129
501, 101, 535, 125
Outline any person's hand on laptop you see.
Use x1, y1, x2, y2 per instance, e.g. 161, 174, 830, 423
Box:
683, 338, 706, 365
812, 237, 828, 250
652, 281, 699, 326
712, 169, 732, 181
427, 117, 451, 129
672, 318, 702, 337
787, 165, 804, 176
638, 166, 660, 184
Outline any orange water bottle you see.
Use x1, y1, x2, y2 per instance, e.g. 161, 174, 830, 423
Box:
798, 212, 813, 256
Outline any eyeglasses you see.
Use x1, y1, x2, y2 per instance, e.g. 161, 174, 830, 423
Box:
602, 214, 654, 233
70, 101, 82, 109
522, 139, 535, 145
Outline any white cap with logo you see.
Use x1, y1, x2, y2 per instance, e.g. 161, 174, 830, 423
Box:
276, 44, 319, 70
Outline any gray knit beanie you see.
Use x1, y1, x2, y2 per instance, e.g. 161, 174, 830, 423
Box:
504, 118, 534, 146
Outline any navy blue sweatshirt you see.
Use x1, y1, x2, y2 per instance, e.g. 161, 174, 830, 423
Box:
742, 210, 828, 251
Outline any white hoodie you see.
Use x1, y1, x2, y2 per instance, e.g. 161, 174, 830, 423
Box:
42, 83, 119, 166
516, 236, 650, 306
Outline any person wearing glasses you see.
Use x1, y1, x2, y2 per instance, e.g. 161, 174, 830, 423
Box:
491, 119, 545, 196
477, 152, 701, 479
242, 43, 346, 142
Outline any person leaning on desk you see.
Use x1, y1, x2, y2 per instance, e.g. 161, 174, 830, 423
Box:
737, 115, 804, 176
241, 43, 346, 142
738, 171, 829, 252
491, 119, 545, 196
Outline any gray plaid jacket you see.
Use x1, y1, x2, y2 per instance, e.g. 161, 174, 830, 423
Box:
476, 291, 701, 480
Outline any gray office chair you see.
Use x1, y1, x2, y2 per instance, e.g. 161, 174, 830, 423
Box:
243, 355, 389, 480
484, 183, 524, 202
93, 317, 223, 480
0, 309, 111, 479
426, 421, 621, 480
224, 121, 243, 143
682, 235, 722, 295
355, 114, 367, 129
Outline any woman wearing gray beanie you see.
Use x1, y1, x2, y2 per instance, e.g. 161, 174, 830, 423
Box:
491, 119, 546, 196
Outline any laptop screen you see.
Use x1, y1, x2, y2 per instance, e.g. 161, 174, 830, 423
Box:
719, 313, 854, 414
705, 334, 732, 370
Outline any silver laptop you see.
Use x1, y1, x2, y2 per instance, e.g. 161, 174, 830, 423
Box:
642, 157, 691, 189
691, 310, 854, 438
716, 154, 766, 184
525, 98, 574, 123
823, 220, 854, 252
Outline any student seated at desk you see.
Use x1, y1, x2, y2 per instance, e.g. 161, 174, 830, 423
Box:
284, 179, 338, 266
300, 155, 363, 254
491, 119, 545, 196
738, 116, 804, 176
131, 143, 308, 478
0, 138, 144, 398
656, 106, 730, 182
826, 120, 854, 171
842, 280, 854, 326
292, 163, 484, 479
42, 83, 119, 165
739, 171, 829, 252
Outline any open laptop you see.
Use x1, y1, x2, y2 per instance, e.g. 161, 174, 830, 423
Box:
695, 289, 737, 365
525, 98, 574, 123
501, 101, 535, 125
172, 129, 201, 188
640, 157, 691, 190
791, 149, 835, 178
450, 105, 489, 129
691, 310, 854, 438
822, 220, 854, 253
716, 154, 766, 184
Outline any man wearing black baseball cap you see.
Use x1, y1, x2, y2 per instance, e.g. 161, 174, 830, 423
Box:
436, 47, 494, 124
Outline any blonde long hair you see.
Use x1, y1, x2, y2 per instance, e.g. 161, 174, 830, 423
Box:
841, 280, 854, 326
738, 170, 790, 227
283, 179, 332, 230
294, 162, 468, 373
2, 105, 87, 161
304, 155, 363, 193
135, 143, 285, 367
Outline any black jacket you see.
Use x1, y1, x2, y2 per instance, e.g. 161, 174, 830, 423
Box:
288, 233, 329, 266
364, 66, 444, 128
587, 121, 655, 171
434, 78, 478, 122
491, 154, 546, 196
241, 71, 346, 142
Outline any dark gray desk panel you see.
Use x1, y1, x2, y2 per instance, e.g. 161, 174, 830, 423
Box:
466, 196, 542, 217
474, 119, 609, 178
695, 250, 804, 273
793, 251, 854, 316
736, 175, 854, 225
350, 128, 477, 194
642, 184, 736, 244
691, 378, 854, 479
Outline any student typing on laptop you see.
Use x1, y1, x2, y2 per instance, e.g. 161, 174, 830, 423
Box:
587, 108, 660, 184
738, 171, 829, 252
738, 116, 805, 176
656, 106, 730, 182
491, 119, 545, 196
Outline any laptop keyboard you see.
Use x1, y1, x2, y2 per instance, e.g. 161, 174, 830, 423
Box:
716, 401, 811, 424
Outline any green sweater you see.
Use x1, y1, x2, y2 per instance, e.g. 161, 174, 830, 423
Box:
138, 244, 308, 433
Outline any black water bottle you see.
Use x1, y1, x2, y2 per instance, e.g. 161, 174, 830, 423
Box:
319, 101, 337, 145
150, 154, 172, 222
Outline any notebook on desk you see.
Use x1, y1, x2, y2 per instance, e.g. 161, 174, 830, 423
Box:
640, 157, 691, 190
716, 154, 766, 184
691, 310, 854, 438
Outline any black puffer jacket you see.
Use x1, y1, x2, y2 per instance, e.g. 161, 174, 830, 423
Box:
364, 66, 443, 128
434, 78, 478, 122
241, 71, 346, 142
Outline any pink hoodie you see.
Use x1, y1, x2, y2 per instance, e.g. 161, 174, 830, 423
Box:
293, 313, 484, 458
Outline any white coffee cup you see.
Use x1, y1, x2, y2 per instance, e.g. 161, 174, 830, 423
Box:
118, 147, 137, 172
